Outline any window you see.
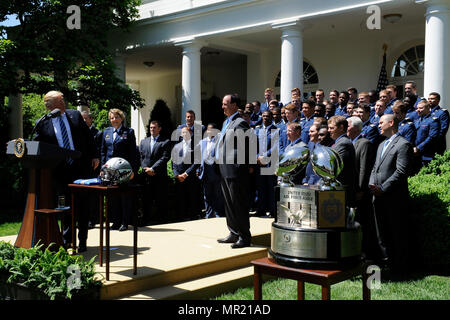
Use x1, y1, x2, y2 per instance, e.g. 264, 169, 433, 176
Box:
391, 45, 424, 78
274, 61, 319, 87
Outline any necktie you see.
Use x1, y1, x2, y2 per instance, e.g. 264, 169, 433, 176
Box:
220, 118, 230, 137
58, 116, 73, 165
380, 139, 390, 158
113, 128, 119, 141
150, 137, 156, 153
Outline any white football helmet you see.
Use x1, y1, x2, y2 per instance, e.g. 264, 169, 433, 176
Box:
99, 157, 133, 186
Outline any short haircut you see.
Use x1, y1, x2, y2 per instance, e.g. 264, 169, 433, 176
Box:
81, 110, 93, 118
386, 84, 397, 92
417, 100, 431, 109
264, 88, 273, 93
392, 102, 407, 114
44, 90, 64, 107
150, 120, 161, 127
302, 100, 316, 109
357, 103, 371, 114
429, 92, 441, 100
339, 91, 350, 98
328, 115, 348, 131
186, 110, 196, 117
348, 116, 363, 131
382, 114, 399, 130
227, 93, 241, 107
287, 122, 301, 132
252, 100, 261, 107
109, 108, 125, 121
284, 103, 299, 112
207, 123, 218, 129
405, 80, 416, 88
347, 87, 357, 94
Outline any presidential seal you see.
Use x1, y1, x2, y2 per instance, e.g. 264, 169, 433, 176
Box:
14, 138, 26, 158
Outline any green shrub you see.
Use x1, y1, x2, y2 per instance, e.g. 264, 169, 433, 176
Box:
408, 151, 450, 270
0, 241, 102, 300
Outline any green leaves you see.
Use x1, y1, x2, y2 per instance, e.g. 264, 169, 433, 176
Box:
407, 150, 450, 269
0, 241, 102, 300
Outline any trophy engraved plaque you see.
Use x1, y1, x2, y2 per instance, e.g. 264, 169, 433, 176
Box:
270, 144, 362, 269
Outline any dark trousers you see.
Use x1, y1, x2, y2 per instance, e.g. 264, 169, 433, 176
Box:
256, 171, 277, 216
110, 193, 134, 227
372, 194, 408, 270
141, 175, 169, 223
174, 176, 202, 221
356, 193, 378, 260
202, 165, 224, 218
221, 176, 251, 241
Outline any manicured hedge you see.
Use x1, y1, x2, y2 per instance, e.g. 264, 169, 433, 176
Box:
408, 150, 450, 271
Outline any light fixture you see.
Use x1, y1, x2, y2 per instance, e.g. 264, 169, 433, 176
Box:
383, 13, 402, 24
143, 61, 154, 68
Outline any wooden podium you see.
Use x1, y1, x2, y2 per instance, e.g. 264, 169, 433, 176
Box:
6, 140, 80, 249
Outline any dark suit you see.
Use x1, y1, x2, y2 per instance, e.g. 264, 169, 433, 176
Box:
198, 136, 224, 218
369, 134, 413, 269
139, 135, 171, 224
34, 109, 97, 245
353, 136, 376, 259
216, 112, 252, 243
100, 126, 139, 227
332, 134, 357, 207
172, 139, 202, 221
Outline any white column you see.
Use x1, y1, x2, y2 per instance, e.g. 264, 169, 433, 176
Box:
272, 21, 304, 105
420, 0, 450, 148
175, 40, 204, 123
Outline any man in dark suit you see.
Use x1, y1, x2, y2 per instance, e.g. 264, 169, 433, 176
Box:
81, 111, 102, 228
177, 110, 205, 142
369, 114, 413, 271
171, 126, 202, 221
139, 120, 171, 224
197, 123, 224, 218
347, 116, 377, 259
34, 91, 99, 252
216, 94, 253, 248
328, 115, 357, 208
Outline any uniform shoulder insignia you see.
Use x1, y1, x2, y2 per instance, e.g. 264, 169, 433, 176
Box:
300, 117, 305, 120
369, 123, 376, 127
432, 117, 438, 120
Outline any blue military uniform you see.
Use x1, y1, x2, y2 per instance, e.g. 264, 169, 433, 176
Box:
414, 114, 440, 165
335, 105, 347, 116
430, 105, 450, 154
398, 118, 416, 145
361, 120, 382, 146
254, 123, 279, 217
300, 116, 315, 144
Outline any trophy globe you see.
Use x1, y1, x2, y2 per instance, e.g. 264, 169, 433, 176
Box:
275, 143, 310, 186
311, 145, 344, 190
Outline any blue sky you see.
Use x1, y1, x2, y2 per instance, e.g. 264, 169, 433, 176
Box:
1, 15, 20, 27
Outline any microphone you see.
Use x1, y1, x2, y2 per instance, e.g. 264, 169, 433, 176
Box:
30, 108, 62, 140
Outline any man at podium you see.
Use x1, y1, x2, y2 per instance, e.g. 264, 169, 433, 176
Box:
34, 90, 99, 252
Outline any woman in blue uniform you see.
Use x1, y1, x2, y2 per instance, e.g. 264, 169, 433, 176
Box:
101, 108, 139, 231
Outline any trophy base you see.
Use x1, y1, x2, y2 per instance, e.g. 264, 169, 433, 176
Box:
270, 222, 362, 270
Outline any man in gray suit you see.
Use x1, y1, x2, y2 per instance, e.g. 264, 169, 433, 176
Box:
216, 94, 253, 248
328, 115, 357, 208
369, 114, 413, 271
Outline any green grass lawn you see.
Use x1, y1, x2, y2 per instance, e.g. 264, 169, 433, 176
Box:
215, 273, 450, 300
1, 219, 448, 301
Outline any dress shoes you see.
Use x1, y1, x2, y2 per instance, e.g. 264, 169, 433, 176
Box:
231, 238, 251, 249
78, 242, 87, 253
111, 223, 121, 230
118, 224, 128, 232
217, 233, 239, 244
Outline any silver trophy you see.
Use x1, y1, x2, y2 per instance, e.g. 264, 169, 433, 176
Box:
311, 145, 344, 190
275, 144, 310, 187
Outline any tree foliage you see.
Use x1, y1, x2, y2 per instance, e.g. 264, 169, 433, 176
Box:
0, 0, 144, 110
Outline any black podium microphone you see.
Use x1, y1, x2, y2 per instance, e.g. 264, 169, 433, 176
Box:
29, 108, 61, 140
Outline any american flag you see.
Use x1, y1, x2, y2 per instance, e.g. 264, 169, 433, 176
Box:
376, 52, 389, 93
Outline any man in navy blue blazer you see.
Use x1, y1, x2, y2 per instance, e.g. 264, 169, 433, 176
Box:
176, 110, 205, 142
139, 120, 171, 224
34, 91, 99, 252
197, 123, 224, 218
172, 126, 202, 221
